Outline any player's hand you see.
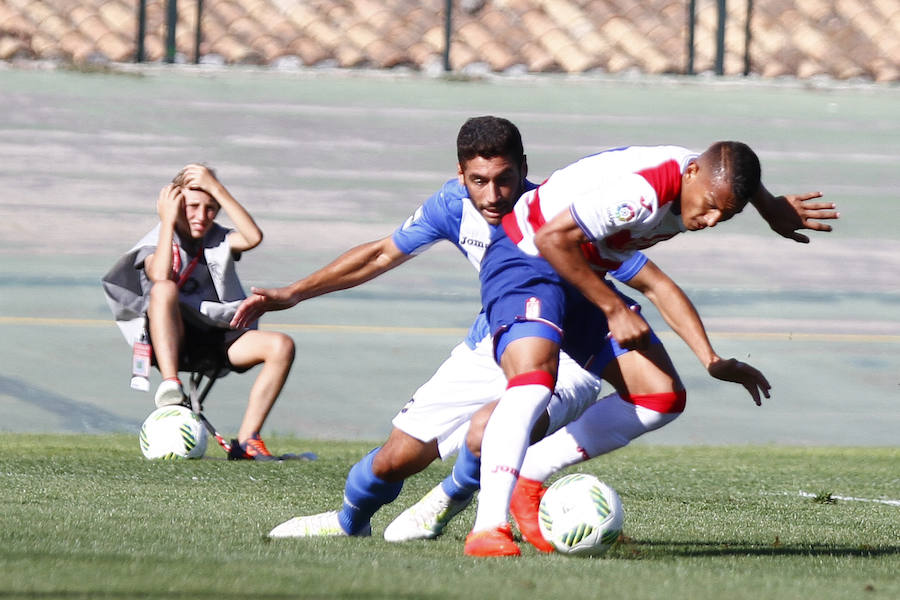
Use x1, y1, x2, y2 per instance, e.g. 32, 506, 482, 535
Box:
156, 183, 183, 226
707, 357, 771, 406
607, 304, 651, 350
766, 192, 838, 243
180, 163, 218, 193
229, 286, 299, 329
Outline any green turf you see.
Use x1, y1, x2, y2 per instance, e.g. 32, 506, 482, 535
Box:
0, 435, 896, 599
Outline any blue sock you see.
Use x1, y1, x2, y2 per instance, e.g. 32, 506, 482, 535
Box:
440, 444, 481, 501
338, 448, 403, 535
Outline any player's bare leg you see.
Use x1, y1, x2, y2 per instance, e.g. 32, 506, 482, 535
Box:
147, 280, 186, 407
226, 330, 295, 459
372, 428, 440, 481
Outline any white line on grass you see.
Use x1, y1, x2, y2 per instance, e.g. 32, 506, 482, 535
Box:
789, 490, 900, 507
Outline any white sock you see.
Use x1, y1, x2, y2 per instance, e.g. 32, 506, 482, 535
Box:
472, 380, 551, 532
520, 392, 679, 482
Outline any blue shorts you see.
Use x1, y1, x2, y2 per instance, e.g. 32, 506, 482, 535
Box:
479, 232, 660, 377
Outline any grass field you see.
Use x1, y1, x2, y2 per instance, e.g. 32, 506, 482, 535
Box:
1, 434, 896, 599
0, 66, 898, 599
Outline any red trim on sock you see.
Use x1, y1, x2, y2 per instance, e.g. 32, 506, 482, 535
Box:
164, 377, 182, 385
623, 390, 686, 414
517, 477, 544, 490
506, 370, 555, 390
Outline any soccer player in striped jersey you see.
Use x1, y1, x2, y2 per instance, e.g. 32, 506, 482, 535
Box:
464, 141, 816, 556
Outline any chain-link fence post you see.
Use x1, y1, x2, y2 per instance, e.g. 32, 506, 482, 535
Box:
135, 0, 147, 63
686, 0, 696, 75
443, 0, 453, 72
165, 0, 178, 63
715, 0, 726, 75
194, 0, 203, 64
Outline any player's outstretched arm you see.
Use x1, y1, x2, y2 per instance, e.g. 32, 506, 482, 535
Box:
751, 186, 838, 244
229, 236, 412, 328
230, 286, 300, 328
626, 260, 770, 405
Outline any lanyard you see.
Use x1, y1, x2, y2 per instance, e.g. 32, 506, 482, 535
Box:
172, 243, 202, 289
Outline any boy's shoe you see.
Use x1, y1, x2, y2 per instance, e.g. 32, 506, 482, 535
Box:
268, 510, 372, 538
228, 434, 277, 461
463, 524, 521, 557
510, 477, 555, 553
154, 378, 186, 408
383, 484, 473, 542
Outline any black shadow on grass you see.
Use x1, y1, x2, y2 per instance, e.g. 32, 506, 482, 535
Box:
0, 374, 134, 432
626, 540, 900, 558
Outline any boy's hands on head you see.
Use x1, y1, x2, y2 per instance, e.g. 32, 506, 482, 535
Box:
157, 183, 184, 226
180, 163, 219, 193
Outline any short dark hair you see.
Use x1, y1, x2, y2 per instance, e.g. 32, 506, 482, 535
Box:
456, 116, 524, 167
707, 141, 761, 208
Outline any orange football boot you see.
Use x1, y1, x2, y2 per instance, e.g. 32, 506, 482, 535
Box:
510, 477, 555, 553
464, 524, 521, 557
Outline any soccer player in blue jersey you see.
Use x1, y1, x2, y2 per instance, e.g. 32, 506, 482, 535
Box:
234, 117, 604, 537
231, 118, 837, 541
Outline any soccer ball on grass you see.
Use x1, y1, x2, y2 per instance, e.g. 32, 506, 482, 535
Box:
538, 473, 624, 556
139, 405, 207, 459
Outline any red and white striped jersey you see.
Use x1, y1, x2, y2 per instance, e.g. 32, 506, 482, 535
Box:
502, 145, 698, 269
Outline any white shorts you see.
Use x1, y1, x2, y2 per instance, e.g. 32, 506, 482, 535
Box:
391, 336, 602, 458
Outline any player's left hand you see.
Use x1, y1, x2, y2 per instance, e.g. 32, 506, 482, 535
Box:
766, 192, 839, 243
707, 358, 771, 406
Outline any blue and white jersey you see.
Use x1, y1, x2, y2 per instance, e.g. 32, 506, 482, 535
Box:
391, 177, 648, 348
392, 178, 528, 272
392, 178, 536, 348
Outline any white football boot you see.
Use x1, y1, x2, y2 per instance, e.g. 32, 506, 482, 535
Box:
383, 484, 473, 542
154, 379, 185, 408
268, 510, 371, 538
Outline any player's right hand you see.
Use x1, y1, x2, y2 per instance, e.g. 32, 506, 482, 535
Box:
606, 304, 650, 350
157, 183, 183, 226
229, 286, 299, 329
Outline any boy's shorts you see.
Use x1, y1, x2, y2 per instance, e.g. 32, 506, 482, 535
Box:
148, 304, 250, 374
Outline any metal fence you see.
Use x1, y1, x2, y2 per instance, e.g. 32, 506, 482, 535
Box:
139, 0, 760, 78
1, 1, 898, 81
